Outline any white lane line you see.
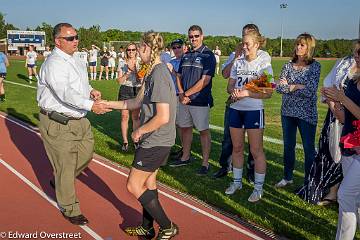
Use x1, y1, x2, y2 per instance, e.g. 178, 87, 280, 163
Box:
210, 124, 303, 150
3, 79, 301, 150
93, 160, 264, 240
4, 80, 37, 89
0, 113, 265, 240
0, 158, 103, 240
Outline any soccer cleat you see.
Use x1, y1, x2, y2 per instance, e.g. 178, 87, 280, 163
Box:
274, 179, 293, 188
156, 222, 179, 240
124, 225, 155, 239
225, 182, 242, 195
248, 189, 263, 202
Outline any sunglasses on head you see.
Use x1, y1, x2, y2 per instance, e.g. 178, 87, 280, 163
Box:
188, 34, 200, 39
172, 45, 182, 50
58, 35, 79, 41
127, 48, 137, 52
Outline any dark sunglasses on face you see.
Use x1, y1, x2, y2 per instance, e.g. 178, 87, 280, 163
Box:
58, 35, 79, 41
188, 34, 200, 39
127, 48, 137, 52
172, 46, 182, 50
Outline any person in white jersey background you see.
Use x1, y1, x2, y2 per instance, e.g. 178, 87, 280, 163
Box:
88, 44, 100, 80
109, 46, 117, 79
213, 45, 221, 75
225, 29, 274, 203
43, 45, 52, 60
25, 45, 39, 83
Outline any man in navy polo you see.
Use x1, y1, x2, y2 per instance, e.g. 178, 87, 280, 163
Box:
169, 25, 216, 176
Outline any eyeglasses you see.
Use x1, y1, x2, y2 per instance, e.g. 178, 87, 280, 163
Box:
172, 46, 182, 50
188, 34, 200, 39
127, 48, 137, 52
58, 35, 79, 41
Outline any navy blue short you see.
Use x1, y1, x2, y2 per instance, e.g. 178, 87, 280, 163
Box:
229, 108, 265, 129
0, 73, 6, 79
89, 61, 97, 67
27, 64, 36, 68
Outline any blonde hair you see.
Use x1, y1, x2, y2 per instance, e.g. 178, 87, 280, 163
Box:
292, 33, 316, 65
243, 29, 266, 49
124, 42, 138, 61
135, 31, 164, 102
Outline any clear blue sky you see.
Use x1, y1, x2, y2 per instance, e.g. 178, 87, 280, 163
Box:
1, 0, 359, 40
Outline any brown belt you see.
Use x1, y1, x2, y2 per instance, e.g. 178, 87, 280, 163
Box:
40, 108, 82, 120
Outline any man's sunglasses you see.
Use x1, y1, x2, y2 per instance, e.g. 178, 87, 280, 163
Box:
58, 35, 79, 41
188, 34, 200, 39
172, 46, 182, 50
127, 48, 137, 52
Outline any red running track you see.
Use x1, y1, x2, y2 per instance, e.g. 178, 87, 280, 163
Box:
0, 112, 273, 240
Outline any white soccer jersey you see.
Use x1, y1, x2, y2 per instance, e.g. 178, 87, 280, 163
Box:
43, 51, 51, 59
26, 51, 37, 64
229, 51, 273, 111
109, 51, 117, 60
89, 49, 98, 62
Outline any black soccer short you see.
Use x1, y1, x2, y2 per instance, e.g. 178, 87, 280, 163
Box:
132, 146, 171, 172
118, 85, 141, 100
0, 73, 6, 79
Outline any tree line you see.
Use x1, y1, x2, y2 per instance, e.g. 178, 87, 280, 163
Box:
0, 13, 355, 58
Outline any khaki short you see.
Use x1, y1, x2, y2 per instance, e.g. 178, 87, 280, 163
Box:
177, 103, 210, 131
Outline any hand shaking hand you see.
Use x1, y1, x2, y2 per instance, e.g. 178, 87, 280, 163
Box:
91, 100, 112, 114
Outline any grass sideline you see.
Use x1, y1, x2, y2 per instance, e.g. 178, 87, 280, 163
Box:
1, 58, 358, 240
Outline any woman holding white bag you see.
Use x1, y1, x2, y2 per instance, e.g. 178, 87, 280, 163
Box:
297, 41, 360, 205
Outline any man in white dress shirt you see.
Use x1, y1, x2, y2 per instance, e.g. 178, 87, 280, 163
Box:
37, 22, 111, 225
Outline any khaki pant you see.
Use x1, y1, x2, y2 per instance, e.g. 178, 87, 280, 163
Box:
39, 113, 94, 217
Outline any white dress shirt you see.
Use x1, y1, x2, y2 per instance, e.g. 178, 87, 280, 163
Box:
37, 47, 94, 118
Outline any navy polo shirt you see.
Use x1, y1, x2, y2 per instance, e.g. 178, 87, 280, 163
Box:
178, 45, 216, 107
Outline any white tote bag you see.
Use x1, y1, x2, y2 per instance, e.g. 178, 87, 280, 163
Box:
328, 119, 343, 163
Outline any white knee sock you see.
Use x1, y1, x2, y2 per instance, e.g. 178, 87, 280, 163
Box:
254, 172, 265, 192
233, 167, 243, 185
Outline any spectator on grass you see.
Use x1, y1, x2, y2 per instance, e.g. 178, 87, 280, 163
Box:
224, 29, 273, 202
109, 46, 117, 79
103, 31, 179, 240
275, 33, 321, 188
37, 22, 110, 226
43, 45, 52, 59
213, 45, 221, 75
0, 51, 9, 102
168, 39, 185, 158
169, 25, 216, 176
88, 44, 100, 80
116, 47, 126, 79
322, 41, 360, 239
213, 24, 271, 181
99, 46, 110, 80
297, 41, 360, 205
25, 45, 39, 84
117, 42, 141, 152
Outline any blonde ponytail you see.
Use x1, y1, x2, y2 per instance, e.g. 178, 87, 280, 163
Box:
135, 31, 164, 103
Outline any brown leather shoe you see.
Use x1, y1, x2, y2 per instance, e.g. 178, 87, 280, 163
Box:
62, 213, 89, 225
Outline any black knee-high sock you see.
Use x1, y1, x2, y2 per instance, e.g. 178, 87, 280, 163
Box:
138, 189, 171, 229
141, 189, 157, 229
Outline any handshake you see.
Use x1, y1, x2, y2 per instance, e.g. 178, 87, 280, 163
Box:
91, 100, 113, 114
90, 89, 115, 114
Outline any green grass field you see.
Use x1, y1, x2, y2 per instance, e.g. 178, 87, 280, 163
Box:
1, 58, 358, 240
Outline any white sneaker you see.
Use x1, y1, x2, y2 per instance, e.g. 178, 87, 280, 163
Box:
225, 182, 242, 195
248, 189, 263, 202
275, 179, 293, 188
